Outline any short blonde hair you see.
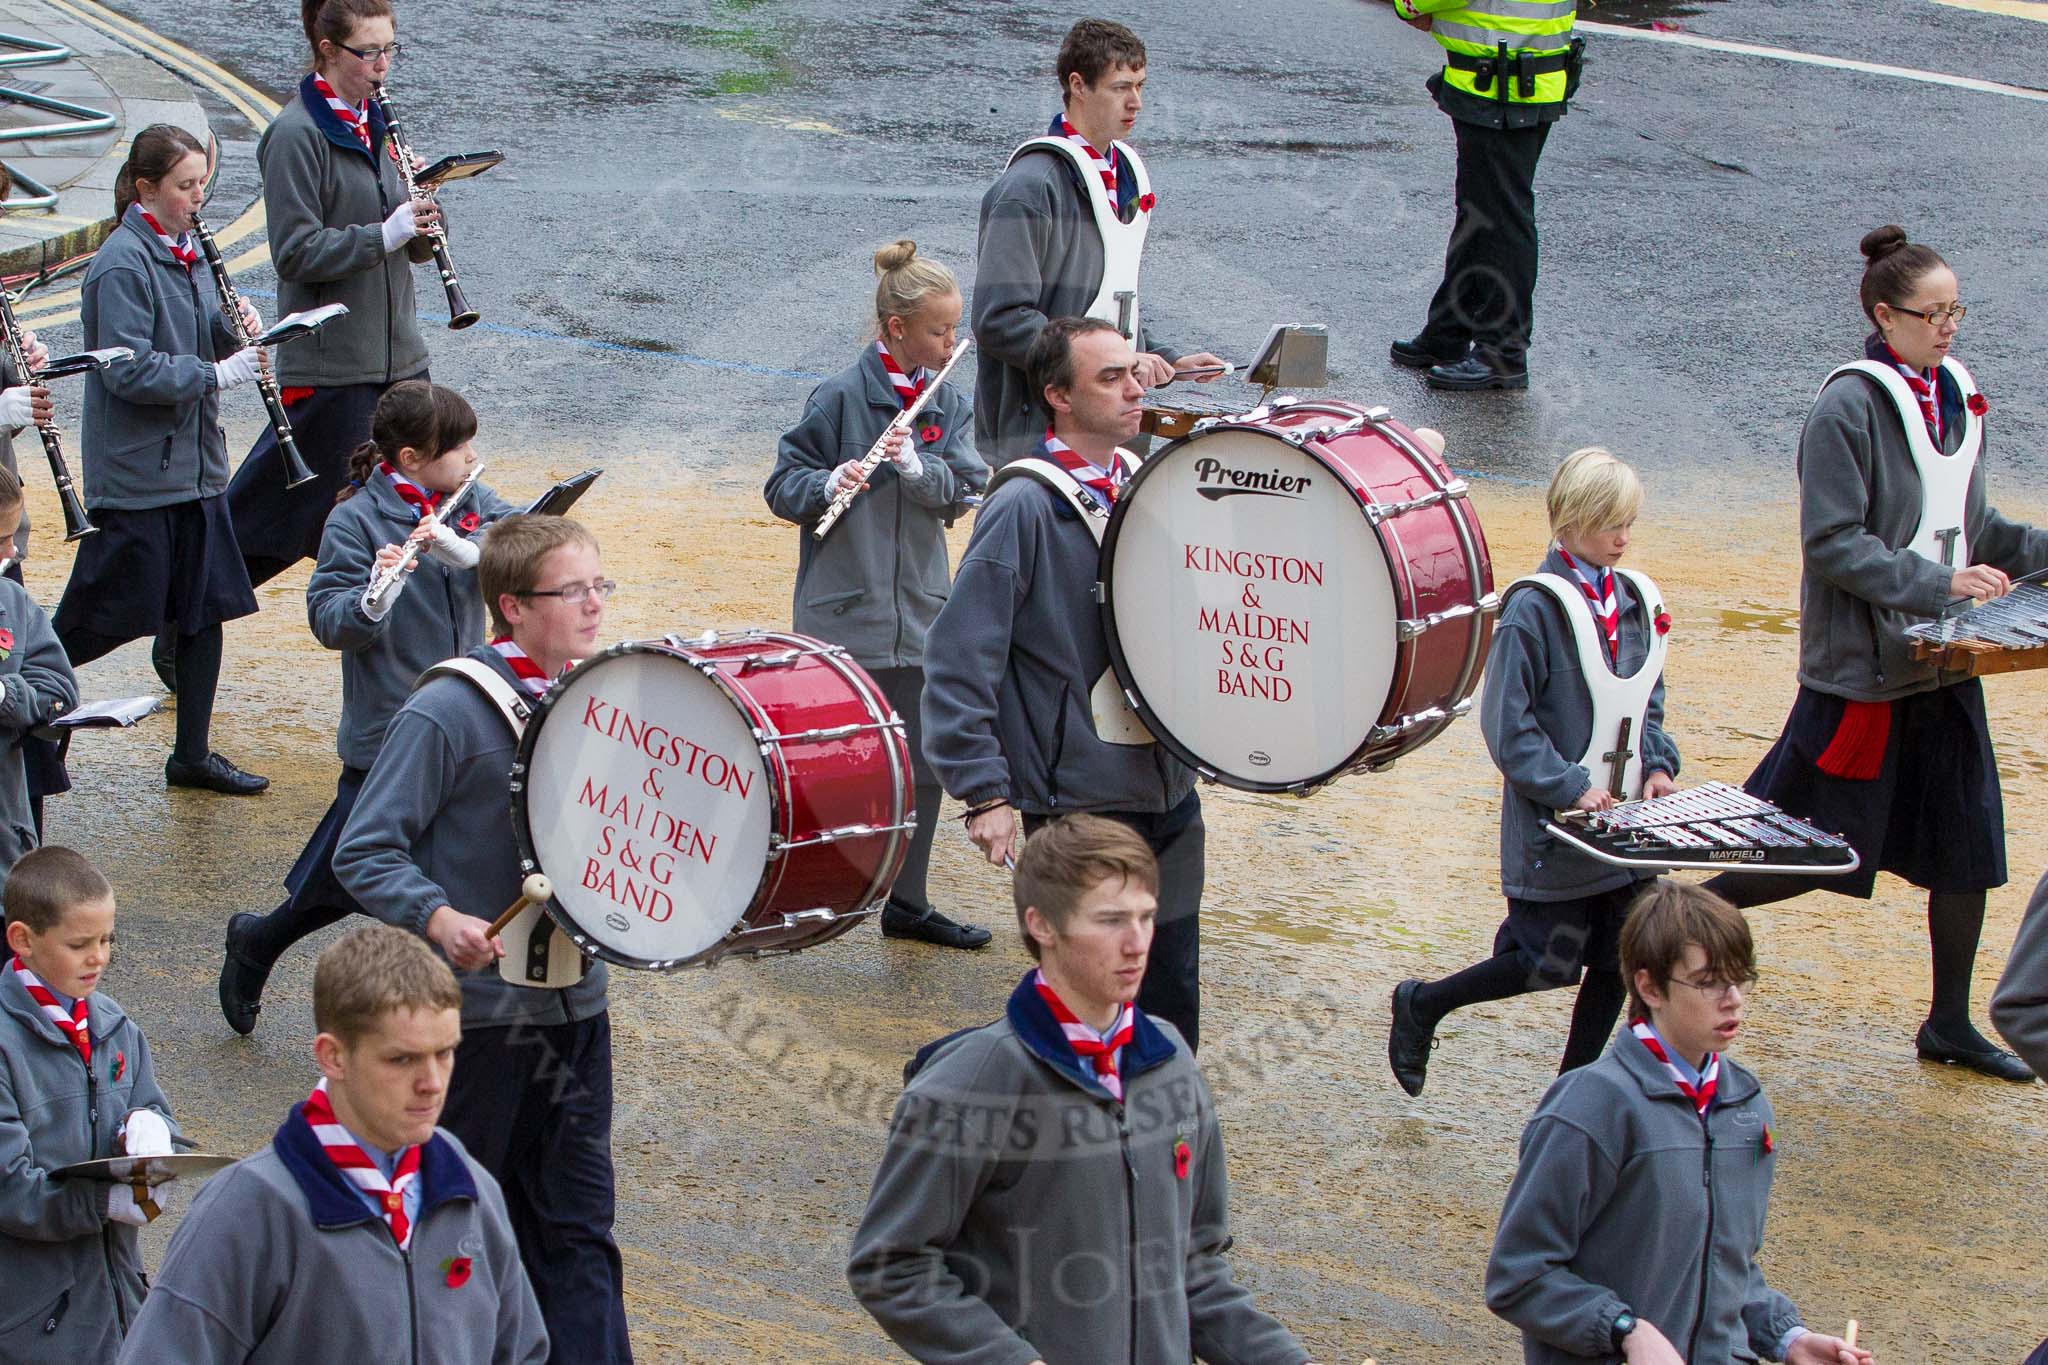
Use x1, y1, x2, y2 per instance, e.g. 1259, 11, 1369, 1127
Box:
479, 514, 597, 637
873, 239, 959, 331
1012, 814, 1159, 961
1545, 447, 1643, 540
314, 923, 462, 1047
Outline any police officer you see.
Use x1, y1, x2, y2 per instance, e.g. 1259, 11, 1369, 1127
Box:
1387, 0, 1582, 391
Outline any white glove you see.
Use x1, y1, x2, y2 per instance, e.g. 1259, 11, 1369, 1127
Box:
106, 1183, 161, 1226
214, 348, 263, 392
381, 199, 421, 252
237, 299, 263, 336
121, 1108, 173, 1158
0, 385, 31, 432
829, 460, 867, 497
891, 447, 925, 479
424, 519, 481, 568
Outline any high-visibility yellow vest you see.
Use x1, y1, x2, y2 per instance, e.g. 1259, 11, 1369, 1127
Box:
1393, 0, 1576, 106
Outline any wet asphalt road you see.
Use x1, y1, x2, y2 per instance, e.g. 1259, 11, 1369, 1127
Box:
40, 2, 2048, 1360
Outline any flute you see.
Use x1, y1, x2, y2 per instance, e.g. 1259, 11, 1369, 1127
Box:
191, 214, 315, 489
812, 337, 971, 540
371, 83, 479, 330
363, 463, 484, 613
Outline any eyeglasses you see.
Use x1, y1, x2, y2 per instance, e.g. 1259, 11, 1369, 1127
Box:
519, 579, 617, 605
1889, 302, 1966, 326
338, 40, 403, 62
1671, 973, 1756, 1002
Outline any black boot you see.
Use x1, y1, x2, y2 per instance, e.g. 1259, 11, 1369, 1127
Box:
880, 899, 991, 950
218, 912, 272, 1036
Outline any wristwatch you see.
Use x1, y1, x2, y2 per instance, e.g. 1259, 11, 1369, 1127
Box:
1610, 1309, 1638, 1353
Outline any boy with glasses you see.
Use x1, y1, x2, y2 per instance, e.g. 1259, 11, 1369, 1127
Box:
334, 514, 631, 1364
1486, 881, 1872, 1365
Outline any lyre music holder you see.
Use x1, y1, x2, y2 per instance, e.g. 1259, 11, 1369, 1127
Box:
1243, 323, 1329, 399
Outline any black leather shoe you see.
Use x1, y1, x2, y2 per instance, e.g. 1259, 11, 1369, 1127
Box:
1425, 353, 1529, 391
218, 912, 272, 1036
1915, 1020, 2036, 1083
880, 901, 992, 950
1390, 337, 1466, 370
151, 631, 177, 693
166, 752, 270, 795
1389, 979, 1438, 1097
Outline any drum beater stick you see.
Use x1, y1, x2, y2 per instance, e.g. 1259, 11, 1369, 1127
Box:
486, 874, 555, 938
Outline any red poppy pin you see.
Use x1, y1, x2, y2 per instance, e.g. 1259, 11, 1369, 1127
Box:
0, 626, 15, 661
1137, 192, 1157, 213
920, 425, 942, 445
1653, 611, 1672, 637
457, 511, 482, 534
1173, 1137, 1192, 1181
112, 1051, 125, 1082
441, 1255, 472, 1289
1968, 392, 1989, 416
1760, 1124, 1774, 1156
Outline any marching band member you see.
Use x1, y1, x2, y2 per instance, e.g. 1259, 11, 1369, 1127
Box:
1486, 881, 1873, 1365
123, 925, 547, 1365
0, 467, 75, 890
227, 0, 439, 588
1992, 870, 2048, 1079
922, 317, 1209, 1049
55, 125, 269, 796
763, 240, 990, 949
1705, 226, 2047, 1084
848, 816, 1313, 1365
1, 848, 182, 1364
218, 381, 510, 1035
971, 19, 1223, 467
1390, 448, 1678, 1095
333, 516, 630, 1364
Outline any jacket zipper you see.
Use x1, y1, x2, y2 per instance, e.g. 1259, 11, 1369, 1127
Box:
890, 462, 906, 665
1116, 1102, 1138, 1365
186, 270, 208, 492
85, 1058, 129, 1334
404, 1241, 421, 1365
375, 152, 396, 386
1685, 1119, 1715, 1363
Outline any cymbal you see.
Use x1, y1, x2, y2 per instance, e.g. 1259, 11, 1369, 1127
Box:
52, 1153, 236, 1186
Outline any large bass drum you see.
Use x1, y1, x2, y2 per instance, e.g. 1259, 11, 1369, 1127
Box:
1099, 399, 1496, 793
509, 632, 912, 968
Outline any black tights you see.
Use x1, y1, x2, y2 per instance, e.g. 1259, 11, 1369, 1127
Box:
62, 623, 223, 763
1411, 951, 1628, 1074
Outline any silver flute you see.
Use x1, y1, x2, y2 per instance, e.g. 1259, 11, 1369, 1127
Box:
363, 463, 485, 613
812, 337, 971, 540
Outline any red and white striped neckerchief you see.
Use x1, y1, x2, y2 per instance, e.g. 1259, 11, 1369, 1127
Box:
1881, 342, 1944, 444
312, 75, 373, 151
1631, 1019, 1719, 1118
1556, 546, 1620, 665
378, 461, 441, 515
302, 1078, 421, 1249
136, 211, 196, 269
1041, 431, 1126, 508
876, 341, 927, 410
1034, 970, 1135, 1100
490, 638, 554, 699
8, 957, 88, 1066
1056, 114, 1121, 197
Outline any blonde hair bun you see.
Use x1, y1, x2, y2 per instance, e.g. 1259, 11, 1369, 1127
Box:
872, 238, 960, 330
873, 238, 919, 275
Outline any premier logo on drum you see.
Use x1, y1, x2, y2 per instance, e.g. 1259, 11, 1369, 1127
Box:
1192, 456, 1312, 501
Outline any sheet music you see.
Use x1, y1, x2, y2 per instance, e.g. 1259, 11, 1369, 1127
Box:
49, 695, 163, 729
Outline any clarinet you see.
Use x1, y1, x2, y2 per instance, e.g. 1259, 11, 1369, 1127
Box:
812, 337, 972, 540
191, 215, 314, 489
371, 84, 479, 330
0, 288, 92, 540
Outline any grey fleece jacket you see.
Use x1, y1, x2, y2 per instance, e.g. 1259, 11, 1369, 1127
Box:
0, 976, 179, 1364
763, 348, 987, 670
847, 979, 1306, 1365
1797, 369, 2048, 701
1481, 549, 1679, 901
1992, 867, 2048, 1078
921, 473, 1193, 816
333, 646, 608, 1028
972, 147, 1178, 467
260, 75, 431, 389
79, 206, 243, 511
0, 579, 78, 891
307, 476, 514, 770
120, 1122, 545, 1365
1487, 1035, 1804, 1364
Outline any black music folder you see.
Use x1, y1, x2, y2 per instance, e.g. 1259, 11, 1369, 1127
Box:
524, 469, 602, 518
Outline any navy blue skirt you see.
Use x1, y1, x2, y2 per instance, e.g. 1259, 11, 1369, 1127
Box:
282, 765, 369, 910
1738, 682, 2004, 897
1494, 880, 1647, 988
52, 494, 257, 641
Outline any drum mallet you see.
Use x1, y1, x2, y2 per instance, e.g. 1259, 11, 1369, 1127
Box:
486, 874, 554, 939
1844, 1320, 1859, 1350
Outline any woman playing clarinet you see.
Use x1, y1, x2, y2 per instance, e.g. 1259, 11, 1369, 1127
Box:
55, 125, 270, 795
1706, 226, 2047, 1082
764, 240, 990, 948
226, 0, 439, 588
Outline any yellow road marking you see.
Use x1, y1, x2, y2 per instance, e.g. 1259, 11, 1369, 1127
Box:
1936, 0, 2048, 20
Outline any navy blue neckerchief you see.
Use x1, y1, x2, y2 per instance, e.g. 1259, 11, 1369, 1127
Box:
1045, 111, 1138, 220
272, 1100, 477, 1236
1004, 969, 1176, 1100
1864, 330, 1963, 446
298, 72, 390, 163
